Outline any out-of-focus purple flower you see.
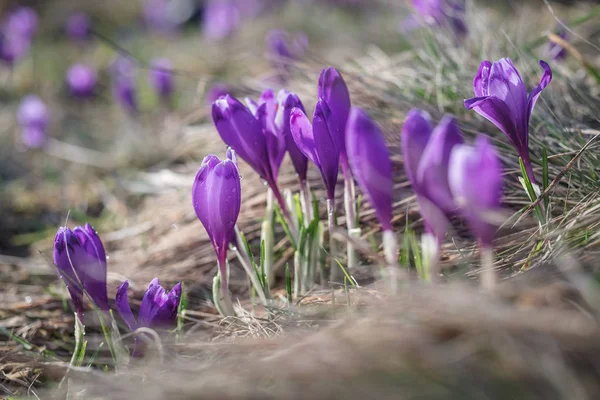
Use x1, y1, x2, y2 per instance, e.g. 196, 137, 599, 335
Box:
110, 57, 138, 114
203, 1, 240, 40
66, 12, 91, 41
402, 109, 463, 244
205, 82, 230, 104
149, 58, 174, 102
3, 7, 38, 40
449, 136, 503, 248
192, 152, 241, 288
290, 100, 340, 200
116, 278, 182, 331
266, 29, 308, 60
464, 58, 552, 184
66, 64, 97, 98
411, 0, 467, 36
53, 224, 110, 321
346, 108, 393, 231
318, 67, 351, 174
0, 33, 30, 65
109, 56, 135, 78
17, 95, 49, 148
142, 0, 179, 33
548, 29, 568, 61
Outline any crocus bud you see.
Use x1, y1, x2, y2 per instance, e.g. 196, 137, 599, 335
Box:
4, 7, 38, 40
465, 58, 552, 184
116, 279, 182, 331
277, 90, 308, 182
0, 33, 30, 66
66, 12, 91, 41
290, 100, 340, 200
192, 153, 241, 288
212, 94, 275, 185
318, 67, 351, 169
148, 58, 174, 102
113, 76, 137, 114
17, 95, 49, 148
449, 136, 503, 248
66, 64, 97, 98
203, 0, 241, 40
346, 107, 393, 231
53, 224, 109, 321
402, 109, 463, 245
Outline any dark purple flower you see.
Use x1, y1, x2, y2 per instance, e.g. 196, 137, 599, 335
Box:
412, 0, 467, 36
290, 100, 340, 200
116, 279, 182, 331
110, 57, 137, 114
149, 58, 174, 102
205, 82, 230, 104
53, 224, 109, 321
548, 30, 568, 61
0, 29, 31, 66
17, 95, 49, 148
192, 152, 241, 288
401, 109, 463, 244
318, 67, 351, 173
3, 7, 38, 40
449, 136, 503, 248
277, 90, 309, 182
66, 12, 91, 41
203, 1, 240, 40
465, 58, 552, 184
66, 64, 97, 98
346, 108, 393, 231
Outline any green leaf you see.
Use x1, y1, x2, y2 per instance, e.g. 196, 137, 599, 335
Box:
275, 205, 297, 249
285, 263, 292, 304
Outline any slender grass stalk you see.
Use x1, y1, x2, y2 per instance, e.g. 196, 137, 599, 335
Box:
299, 179, 313, 226
260, 219, 275, 288
293, 250, 301, 297
382, 230, 399, 294
232, 247, 268, 306
480, 247, 496, 291
270, 182, 298, 239
343, 175, 358, 270
327, 199, 340, 284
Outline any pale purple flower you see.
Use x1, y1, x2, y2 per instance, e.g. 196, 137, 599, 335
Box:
4, 7, 38, 40
402, 109, 464, 244
53, 224, 109, 321
290, 100, 340, 200
110, 57, 138, 114
346, 108, 393, 231
66, 64, 97, 98
148, 58, 174, 102
17, 95, 49, 148
116, 279, 182, 331
66, 12, 91, 41
464, 58, 552, 184
192, 151, 241, 288
203, 1, 240, 40
449, 136, 503, 248
548, 30, 568, 61
411, 0, 467, 36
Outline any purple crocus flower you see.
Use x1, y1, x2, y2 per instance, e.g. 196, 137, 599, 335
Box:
411, 0, 467, 36
318, 67, 351, 174
346, 108, 393, 231
66, 64, 97, 98
17, 95, 49, 148
192, 151, 241, 289
401, 109, 463, 246
548, 30, 568, 61
110, 57, 138, 114
266, 29, 308, 60
0, 33, 30, 66
203, 0, 241, 40
449, 136, 503, 248
4, 7, 38, 40
66, 12, 91, 41
464, 58, 552, 184
290, 100, 340, 201
116, 279, 182, 331
53, 224, 109, 321
278, 90, 309, 182
205, 82, 230, 104
148, 58, 174, 102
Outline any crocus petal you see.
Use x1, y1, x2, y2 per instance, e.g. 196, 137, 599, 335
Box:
401, 108, 433, 193
278, 90, 308, 181
148, 58, 174, 100
526, 60, 552, 132
290, 107, 320, 168
212, 95, 273, 183
416, 115, 463, 214
256, 102, 286, 180
115, 280, 137, 331
72, 223, 109, 311
138, 278, 162, 327
449, 136, 503, 247
152, 282, 182, 328
53, 227, 85, 318
473, 60, 492, 97
416, 195, 450, 245
464, 95, 523, 153
346, 107, 393, 231
487, 58, 528, 133
318, 67, 351, 160
192, 154, 221, 239
313, 100, 340, 200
